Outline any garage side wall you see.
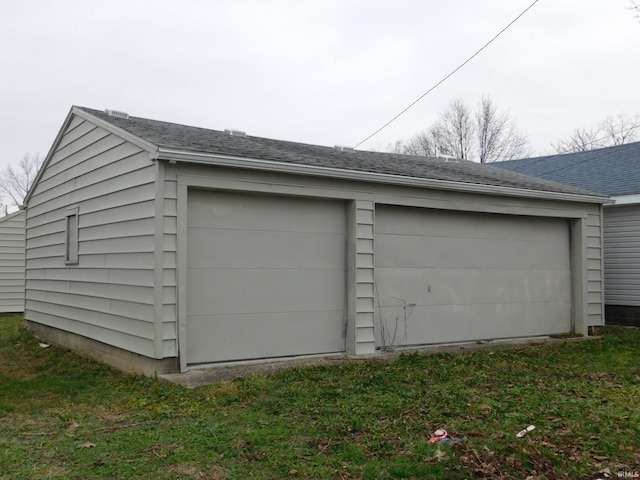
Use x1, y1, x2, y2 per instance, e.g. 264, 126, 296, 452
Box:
0, 210, 26, 312
25, 115, 160, 360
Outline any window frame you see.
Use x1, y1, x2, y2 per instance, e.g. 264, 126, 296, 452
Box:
64, 206, 79, 265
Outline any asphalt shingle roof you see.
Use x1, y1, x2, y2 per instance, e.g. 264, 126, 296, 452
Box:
493, 142, 640, 196
79, 107, 604, 198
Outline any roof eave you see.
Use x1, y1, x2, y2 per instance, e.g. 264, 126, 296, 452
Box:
158, 148, 613, 205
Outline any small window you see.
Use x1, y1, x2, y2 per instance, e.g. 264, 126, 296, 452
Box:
65, 207, 79, 265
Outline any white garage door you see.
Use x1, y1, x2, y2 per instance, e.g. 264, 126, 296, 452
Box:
375, 206, 571, 347
186, 190, 346, 364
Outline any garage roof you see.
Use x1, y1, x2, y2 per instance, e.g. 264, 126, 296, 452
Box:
75, 107, 606, 199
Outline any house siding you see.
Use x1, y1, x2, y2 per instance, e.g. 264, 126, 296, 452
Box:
603, 204, 640, 307
0, 210, 26, 312
25, 116, 158, 357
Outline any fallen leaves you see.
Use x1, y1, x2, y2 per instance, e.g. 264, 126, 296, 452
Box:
457, 445, 557, 480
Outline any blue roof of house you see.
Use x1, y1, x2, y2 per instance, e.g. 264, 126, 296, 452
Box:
493, 142, 640, 196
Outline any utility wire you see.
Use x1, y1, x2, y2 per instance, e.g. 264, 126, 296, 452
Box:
354, 0, 541, 149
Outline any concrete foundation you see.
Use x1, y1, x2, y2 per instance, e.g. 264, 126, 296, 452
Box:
605, 305, 640, 327
27, 322, 179, 376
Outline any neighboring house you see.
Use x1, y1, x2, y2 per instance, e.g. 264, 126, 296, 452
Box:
494, 142, 640, 326
23, 106, 610, 375
0, 209, 25, 313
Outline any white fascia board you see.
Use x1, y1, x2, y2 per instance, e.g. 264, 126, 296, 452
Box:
611, 194, 640, 205
157, 148, 613, 205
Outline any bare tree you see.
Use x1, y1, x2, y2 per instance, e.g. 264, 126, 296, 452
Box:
551, 127, 604, 154
629, 0, 639, 20
0, 154, 43, 211
390, 97, 530, 162
384, 139, 406, 154
436, 99, 475, 160
444, 99, 474, 160
601, 114, 640, 145
552, 113, 640, 153
476, 96, 530, 162
391, 127, 440, 157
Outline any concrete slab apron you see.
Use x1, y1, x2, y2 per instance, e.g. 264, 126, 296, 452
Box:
159, 336, 597, 389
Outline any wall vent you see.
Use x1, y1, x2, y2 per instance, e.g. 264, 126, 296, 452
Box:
224, 129, 247, 137
105, 109, 130, 119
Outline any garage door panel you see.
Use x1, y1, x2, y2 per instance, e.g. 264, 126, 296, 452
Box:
188, 190, 344, 233
187, 229, 344, 269
376, 234, 569, 270
188, 311, 345, 363
377, 207, 567, 243
376, 268, 571, 306
377, 302, 571, 346
187, 268, 346, 315
186, 190, 346, 364
375, 206, 571, 346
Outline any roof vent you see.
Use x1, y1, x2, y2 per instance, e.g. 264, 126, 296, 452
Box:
437, 154, 460, 163
224, 129, 246, 137
334, 145, 355, 153
105, 109, 130, 119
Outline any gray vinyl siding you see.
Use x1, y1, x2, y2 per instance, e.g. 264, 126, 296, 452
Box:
603, 204, 640, 307
586, 208, 605, 325
0, 210, 26, 312
353, 201, 375, 354
25, 117, 158, 357
161, 168, 178, 357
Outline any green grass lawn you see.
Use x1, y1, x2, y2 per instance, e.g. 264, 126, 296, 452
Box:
1, 313, 639, 479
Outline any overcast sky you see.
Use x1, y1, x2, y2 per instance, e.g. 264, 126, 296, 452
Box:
1, 0, 639, 172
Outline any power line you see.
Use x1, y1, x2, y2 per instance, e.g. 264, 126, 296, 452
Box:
354, 0, 541, 149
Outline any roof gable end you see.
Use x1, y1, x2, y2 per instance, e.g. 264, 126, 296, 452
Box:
24, 107, 158, 205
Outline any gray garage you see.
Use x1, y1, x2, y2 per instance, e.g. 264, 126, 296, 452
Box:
23, 106, 610, 375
